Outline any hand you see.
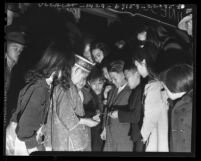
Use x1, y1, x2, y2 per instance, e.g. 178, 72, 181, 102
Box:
108, 110, 118, 119
93, 113, 100, 122
104, 85, 112, 99
79, 118, 100, 127
27, 147, 38, 154
100, 127, 106, 140
6, 122, 17, 155
45, 146, 52, 151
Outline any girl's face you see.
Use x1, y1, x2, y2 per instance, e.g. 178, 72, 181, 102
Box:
134, 59, 149, 78
71, 66, 89, 89
92, 48, 104, 63
89, 79, 105, 95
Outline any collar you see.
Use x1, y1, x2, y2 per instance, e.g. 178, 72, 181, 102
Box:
117, 82, 128, 94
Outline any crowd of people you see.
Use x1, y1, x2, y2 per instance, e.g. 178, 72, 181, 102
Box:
5, 4, 194, 156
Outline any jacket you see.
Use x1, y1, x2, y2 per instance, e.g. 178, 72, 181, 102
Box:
170, 90, 193, 152
113, 85, 144, 142
11, 78, 51, 149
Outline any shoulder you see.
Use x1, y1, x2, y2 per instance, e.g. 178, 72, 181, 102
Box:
144, 80, 163, 95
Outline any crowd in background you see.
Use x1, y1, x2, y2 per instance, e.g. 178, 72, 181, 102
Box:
5, 3, 194, 155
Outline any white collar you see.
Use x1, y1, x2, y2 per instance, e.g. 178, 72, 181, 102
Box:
117, 83, 127, 94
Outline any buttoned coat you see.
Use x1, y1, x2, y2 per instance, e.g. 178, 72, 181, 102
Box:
170, 90, 193, 152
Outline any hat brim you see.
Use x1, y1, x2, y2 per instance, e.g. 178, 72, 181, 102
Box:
178, 14, 192, 31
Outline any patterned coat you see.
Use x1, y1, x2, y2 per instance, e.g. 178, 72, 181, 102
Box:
44, 82, 91, 151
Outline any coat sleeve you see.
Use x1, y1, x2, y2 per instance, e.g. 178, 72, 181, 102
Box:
140, 82, 164, 143
55, 87, 80, 132
118, 88, 142, 124
16, 87, 46, 149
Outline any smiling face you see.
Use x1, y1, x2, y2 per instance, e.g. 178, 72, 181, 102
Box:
109, 71, 125, 88
134, 59, 149, 78
92, 48, 104, 63
7, 42, 24, 64
89, 78, 105, 95
124, 69, 141, 89
71, 66, 89, 89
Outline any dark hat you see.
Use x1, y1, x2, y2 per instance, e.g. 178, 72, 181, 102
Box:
6, 25, 28, 45
74, 54, 95, 73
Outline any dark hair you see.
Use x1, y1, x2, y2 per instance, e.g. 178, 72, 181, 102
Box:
108, 60, 124, 73
87, 65, 105, 83
25, 40, 74, 90
123, 59, 138, 73
132, 42, 159, 78
91, 42, 110, 58
160, 64, 193, 93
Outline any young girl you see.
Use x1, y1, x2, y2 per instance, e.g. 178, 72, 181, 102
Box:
160, 64, 193, 152
45, 54, 100, 151
6, 41, 72, 155
132, 42, 169, 152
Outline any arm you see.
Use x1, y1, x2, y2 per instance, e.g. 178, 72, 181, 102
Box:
16, 87, 46, 149
118, 95, 142, 124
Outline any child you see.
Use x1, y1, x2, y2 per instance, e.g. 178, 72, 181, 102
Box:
160, 64, 193, 152
45, 54, 100, 151
108, 60, 145, 151
82, 65, 105, 151
6, 41, 71, 155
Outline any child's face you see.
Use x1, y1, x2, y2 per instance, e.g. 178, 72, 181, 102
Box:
89, 79, 104, 95
71, 66, 89, 89
109, 72, 125, 88
124, 69, 141, 89
92, 48, 104, 63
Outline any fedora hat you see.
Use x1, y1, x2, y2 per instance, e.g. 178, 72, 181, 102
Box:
6, 25, 28, 45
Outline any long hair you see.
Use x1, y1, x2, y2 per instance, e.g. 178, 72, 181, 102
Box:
25, 40, 74, 90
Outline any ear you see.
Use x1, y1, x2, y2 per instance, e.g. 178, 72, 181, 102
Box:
142, 59, 146, 65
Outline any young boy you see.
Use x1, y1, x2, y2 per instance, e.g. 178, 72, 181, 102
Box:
108, 60, 145, 151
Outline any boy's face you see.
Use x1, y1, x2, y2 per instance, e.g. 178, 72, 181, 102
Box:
89, 78, 105, 95
71, 66, 89, 89
109, 72, 124, 88
124, 69, 141, 89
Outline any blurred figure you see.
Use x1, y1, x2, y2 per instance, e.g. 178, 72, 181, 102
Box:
5, 24, 27, 92
160, 64, 193, 152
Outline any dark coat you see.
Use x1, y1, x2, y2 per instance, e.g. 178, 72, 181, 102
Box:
113, 85, 144, 142
104, 84, 133, 151
170, 90, 193, 152
10, 79, 51, 149
82, 85, 104, 151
